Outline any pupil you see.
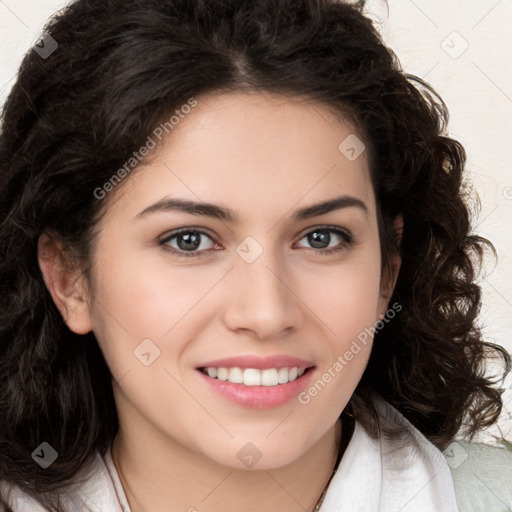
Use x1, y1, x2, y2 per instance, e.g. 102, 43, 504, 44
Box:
179, 232, 200, 250
309, 230, 330, 249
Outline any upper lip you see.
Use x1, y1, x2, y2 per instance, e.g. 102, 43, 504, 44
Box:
196, 355, 315, 370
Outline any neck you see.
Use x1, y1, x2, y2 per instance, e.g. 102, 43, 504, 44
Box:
112, 418, 343, 512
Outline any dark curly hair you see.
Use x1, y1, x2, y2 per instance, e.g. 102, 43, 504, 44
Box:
0, 0, 510, 510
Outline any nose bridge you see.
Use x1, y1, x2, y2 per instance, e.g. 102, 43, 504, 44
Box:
224, 235, 300, 338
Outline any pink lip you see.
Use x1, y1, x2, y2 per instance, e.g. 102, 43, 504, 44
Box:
195, 354, 316, 409
197, 368, 315, 409
196, 354, 315, 370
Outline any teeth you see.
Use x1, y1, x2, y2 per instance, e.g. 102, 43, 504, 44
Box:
229, 367, 243, 384
261, 369, 278, 386
217, 367, 229, 381
278, 367, 289, 384
203, 366, 307, 386
243, 368, 261, 386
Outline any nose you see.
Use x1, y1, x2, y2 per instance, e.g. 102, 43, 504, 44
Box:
222, 247, 302, 340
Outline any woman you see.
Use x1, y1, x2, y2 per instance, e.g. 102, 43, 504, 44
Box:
0, 0, 509, 510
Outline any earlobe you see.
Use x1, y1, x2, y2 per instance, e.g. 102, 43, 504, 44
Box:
391, 215, 403, 291
394, 214, 403, 248
388, 214, 403, 289
37, 232, 93, 335
378, 215, 403, 314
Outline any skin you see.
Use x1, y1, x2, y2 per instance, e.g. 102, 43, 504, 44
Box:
38, 90, 401, 511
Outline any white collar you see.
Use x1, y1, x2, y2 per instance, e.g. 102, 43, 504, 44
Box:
319, 397, 459, 511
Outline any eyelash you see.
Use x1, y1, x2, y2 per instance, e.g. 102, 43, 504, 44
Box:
158, 226, 354, 259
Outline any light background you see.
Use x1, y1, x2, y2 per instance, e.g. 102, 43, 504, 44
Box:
0, 0, 510, 442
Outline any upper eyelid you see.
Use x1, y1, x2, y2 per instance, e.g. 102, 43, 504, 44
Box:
159, 227, 215, 243
295, 224, 352, 239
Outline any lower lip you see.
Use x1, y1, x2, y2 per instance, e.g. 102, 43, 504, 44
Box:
197, 369, 315, 409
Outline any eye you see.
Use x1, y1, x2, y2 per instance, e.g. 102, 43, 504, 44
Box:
158, 226, 353, 258
159, 229, 219, 257
295, 227, 353, 254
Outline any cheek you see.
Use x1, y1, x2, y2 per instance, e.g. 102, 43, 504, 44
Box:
307, 248, 383, 335
88, 248, 227, 378
301, 244, 382, 390
92, 244, 213, 332
298, 270, 379, 419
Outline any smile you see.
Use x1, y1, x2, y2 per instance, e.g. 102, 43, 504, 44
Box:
195, 355, 316, 409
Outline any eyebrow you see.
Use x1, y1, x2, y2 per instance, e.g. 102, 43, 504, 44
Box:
134, 195, 368, 222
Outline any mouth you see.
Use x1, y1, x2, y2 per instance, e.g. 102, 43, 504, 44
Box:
198, 366, 313, 386
195, 356, 316, 409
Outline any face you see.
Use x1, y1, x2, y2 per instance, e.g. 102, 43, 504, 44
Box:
58, 91, 397, 469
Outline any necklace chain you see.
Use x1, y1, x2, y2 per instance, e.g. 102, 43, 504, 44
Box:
312, 424, 342, 512
313, 462, 339, 511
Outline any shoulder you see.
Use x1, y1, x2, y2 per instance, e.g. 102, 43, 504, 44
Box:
0, 450, 126, 512
445, 439, 512, 512
320, 395, 459, 511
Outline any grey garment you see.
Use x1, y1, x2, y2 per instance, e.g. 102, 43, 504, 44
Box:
444, 440, 512, 512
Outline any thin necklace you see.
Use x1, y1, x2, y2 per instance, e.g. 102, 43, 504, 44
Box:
313, 468, 337, 511
313, 417, 344, 511
315, 406, 356, 511
114, 452, 148, 512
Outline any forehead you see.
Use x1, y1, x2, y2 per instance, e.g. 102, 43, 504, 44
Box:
105, 90, 375, 223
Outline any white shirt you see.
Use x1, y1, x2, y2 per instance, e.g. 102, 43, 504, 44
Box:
0, 396, 459, 511
319, 397, 459, 511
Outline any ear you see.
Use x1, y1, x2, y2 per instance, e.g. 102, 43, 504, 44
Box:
377, 214, 403, 314
394, 214, 403, 248
37, 232, 93, 334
